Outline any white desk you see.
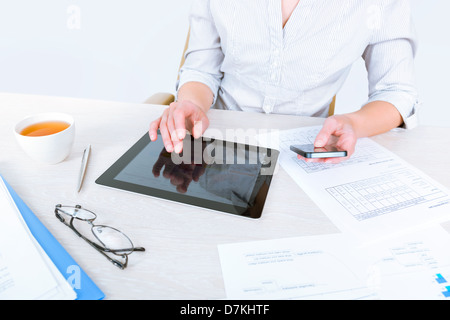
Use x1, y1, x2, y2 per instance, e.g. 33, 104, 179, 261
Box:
1, 93, 449, 299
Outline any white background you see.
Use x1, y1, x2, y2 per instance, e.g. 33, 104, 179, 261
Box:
0, 0, 448, 127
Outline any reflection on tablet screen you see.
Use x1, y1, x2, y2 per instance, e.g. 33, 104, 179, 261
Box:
97, 133, 279, 219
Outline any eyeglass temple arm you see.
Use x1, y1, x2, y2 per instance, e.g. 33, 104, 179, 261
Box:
55, 210, 145, 252
111, 247, 146, 253
56, 212, 128, 269
75, 230, 129, 270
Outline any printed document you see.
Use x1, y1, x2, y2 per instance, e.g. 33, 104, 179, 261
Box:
0, 177, 76, 300
218, 226, 450, 300
218, 233, 373, 300
259, 126, 450, 238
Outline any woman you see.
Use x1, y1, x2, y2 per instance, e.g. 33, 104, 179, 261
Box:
149, 0, 418, 163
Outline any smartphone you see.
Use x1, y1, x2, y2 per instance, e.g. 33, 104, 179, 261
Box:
290, 144, 347, 159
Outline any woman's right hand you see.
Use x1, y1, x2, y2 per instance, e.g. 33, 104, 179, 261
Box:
149, 100, 210, 154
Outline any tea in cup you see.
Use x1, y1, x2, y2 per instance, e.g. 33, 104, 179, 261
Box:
14, 113, 75, 164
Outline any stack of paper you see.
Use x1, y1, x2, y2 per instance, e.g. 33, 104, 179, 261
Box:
216, 126, 450, 300
258, 126, 450, 238
2, 176, 105, 300
218, 226, 450, 300
0, 177, 76, 299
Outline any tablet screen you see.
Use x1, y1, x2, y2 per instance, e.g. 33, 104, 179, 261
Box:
96, 132, 279, 219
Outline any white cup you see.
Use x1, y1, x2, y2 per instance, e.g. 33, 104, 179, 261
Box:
14, 113, 76, 165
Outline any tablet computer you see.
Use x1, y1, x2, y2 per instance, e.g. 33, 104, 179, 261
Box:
95, 132, 279, 219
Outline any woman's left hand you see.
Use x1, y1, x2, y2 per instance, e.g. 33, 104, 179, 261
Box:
297, 115, 358, 164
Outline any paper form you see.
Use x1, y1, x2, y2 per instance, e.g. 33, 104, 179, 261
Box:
0, 177, 76, 300
218, 226, 450, 300
259, 126, 450, 238
218, 233, 374, 300
358, 226, 450, 300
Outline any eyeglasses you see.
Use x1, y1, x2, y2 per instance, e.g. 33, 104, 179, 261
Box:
55, 204, 145, 270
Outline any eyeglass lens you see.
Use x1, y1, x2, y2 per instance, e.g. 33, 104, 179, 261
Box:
92, 226, 134, 254
58, 205, 96, 221
58, 205, 135, 254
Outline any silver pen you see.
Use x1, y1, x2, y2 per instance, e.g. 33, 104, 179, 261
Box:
77, 145, 91, 192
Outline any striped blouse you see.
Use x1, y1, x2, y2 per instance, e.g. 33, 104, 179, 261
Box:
177, 0, 419, 128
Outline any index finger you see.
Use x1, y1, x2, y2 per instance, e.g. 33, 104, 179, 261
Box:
315, 117, 339, 147
172, 107, 188, 141
149, 117, 161, 141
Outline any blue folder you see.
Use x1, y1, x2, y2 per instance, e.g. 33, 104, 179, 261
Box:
2, 176, 105, 300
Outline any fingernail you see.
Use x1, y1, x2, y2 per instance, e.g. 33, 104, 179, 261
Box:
150, 134, 155, 141
175, 143, 182, 153
193, 122, 202, 138
177, 129, 186, 140
315, 140, 324, 147
166, 145, 173, 152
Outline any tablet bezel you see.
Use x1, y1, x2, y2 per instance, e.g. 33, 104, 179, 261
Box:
95, 132, 279, 219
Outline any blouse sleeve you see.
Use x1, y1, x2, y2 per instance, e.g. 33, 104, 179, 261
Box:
176, 0, 224, 104
362, 0, 420, 129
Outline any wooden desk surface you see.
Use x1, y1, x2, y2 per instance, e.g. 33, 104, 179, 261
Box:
1, 93, 449, 299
